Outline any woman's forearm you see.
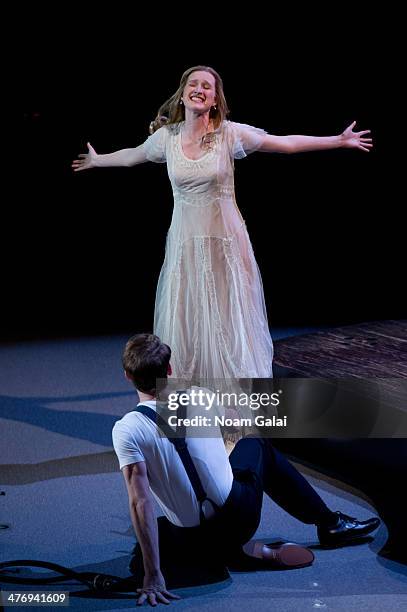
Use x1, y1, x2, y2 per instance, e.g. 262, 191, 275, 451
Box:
284, 134, 344, 153
260, 133, 345, 154
94, 144, 148, 168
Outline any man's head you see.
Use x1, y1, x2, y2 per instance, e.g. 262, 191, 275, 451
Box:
122, 333, 171, 395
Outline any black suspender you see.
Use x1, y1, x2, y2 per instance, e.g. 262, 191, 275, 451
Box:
133, 396, 220, 523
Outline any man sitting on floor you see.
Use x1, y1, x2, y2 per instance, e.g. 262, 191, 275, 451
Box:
112, 333, 381, 606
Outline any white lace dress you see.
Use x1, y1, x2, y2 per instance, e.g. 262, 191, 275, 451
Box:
143, 120, 273, 379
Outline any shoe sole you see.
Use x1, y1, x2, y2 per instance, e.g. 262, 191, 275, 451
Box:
264, 543, 315, 568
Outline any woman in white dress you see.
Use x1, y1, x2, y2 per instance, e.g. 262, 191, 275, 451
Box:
72, 65, 372, 381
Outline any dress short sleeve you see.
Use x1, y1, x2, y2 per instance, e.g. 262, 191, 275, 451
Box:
143, 126, 168, 163
228, 121, 268, 159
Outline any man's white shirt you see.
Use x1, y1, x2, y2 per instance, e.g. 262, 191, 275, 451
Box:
112, 394, 233, 527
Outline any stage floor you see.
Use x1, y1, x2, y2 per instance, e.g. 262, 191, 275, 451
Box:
1, 330, 406, 610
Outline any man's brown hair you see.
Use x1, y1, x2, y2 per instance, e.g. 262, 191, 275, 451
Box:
122, 333, 171, 394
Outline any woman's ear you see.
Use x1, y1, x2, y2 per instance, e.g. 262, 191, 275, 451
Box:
124, 370, 133, 382
167, 363, 172, 376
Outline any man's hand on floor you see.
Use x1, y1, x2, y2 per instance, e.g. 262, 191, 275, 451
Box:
136, 570, 181, 606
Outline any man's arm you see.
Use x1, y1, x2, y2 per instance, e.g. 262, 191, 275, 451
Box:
122, 462, 180, 605
122, 461, 161, 577
258, 121, 372, 154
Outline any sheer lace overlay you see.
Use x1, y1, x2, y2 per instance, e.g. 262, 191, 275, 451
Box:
143, 121, 273, 379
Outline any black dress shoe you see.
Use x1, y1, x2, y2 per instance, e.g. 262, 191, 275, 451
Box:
318, 511, 381, 548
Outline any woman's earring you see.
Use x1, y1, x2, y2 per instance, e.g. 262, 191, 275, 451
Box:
180, 99, 183, 105
213, 105, 217, 110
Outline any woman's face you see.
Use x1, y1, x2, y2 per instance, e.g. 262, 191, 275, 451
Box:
181, 70, 217, 115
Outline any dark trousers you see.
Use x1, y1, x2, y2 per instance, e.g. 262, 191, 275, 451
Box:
217, 437, 335, 549
130, 438, 336, 584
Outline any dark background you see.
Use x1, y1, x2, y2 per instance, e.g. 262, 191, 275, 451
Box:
7, 16, 403, 341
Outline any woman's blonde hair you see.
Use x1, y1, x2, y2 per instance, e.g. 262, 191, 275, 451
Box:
149, 65, 229, 134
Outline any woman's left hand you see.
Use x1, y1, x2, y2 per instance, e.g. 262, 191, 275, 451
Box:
340, 121, 373, 152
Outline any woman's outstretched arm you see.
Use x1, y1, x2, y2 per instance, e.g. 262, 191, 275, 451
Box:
72, 142, 148, 172
258, 121, 373, 154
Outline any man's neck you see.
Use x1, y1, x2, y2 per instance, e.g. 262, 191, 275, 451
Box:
138, 391, 156, 404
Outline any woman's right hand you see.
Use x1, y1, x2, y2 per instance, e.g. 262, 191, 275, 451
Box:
71, 142, 98, 172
